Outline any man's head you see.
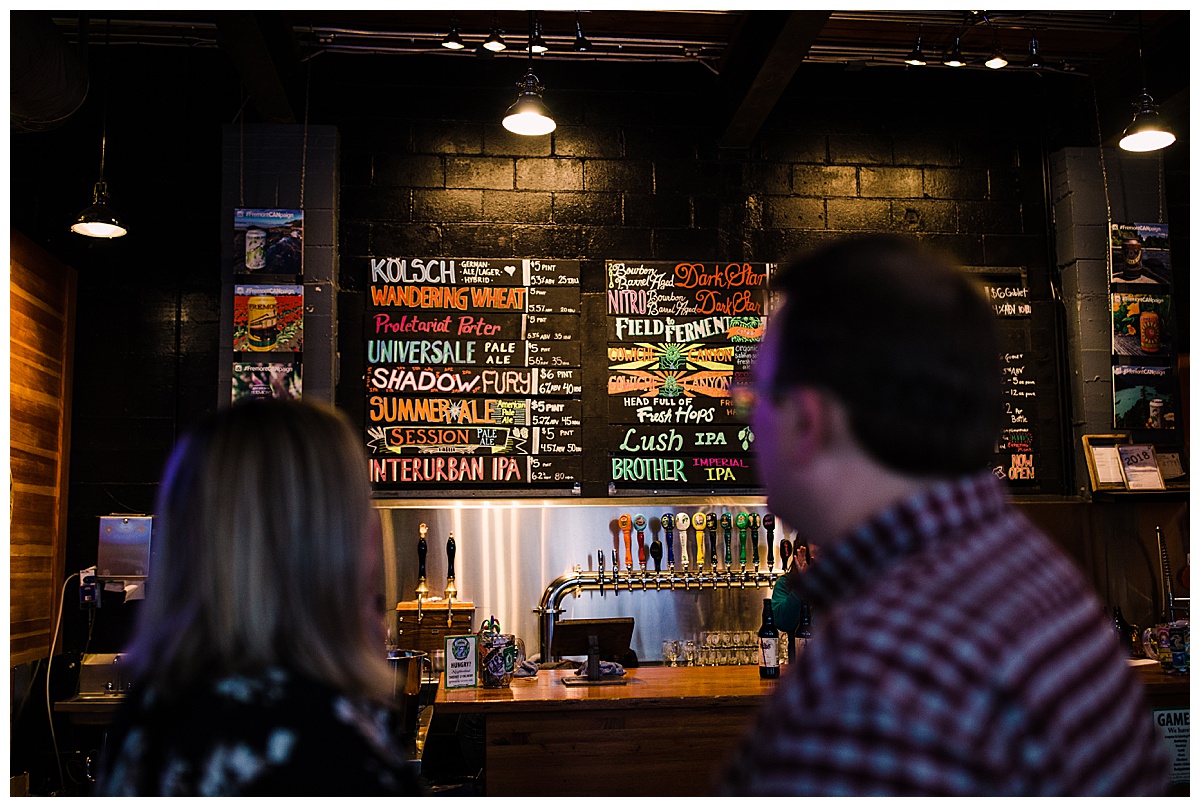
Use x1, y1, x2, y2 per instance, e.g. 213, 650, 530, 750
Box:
749, 235, 1002, 505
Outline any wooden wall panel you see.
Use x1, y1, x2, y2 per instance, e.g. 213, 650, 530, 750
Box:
10, 230, 76, 667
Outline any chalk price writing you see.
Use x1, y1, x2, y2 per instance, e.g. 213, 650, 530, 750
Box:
369, 455, 581, 486
367, 313, 576, 342
609, 454, 759, 487
607, 395, 740, 425
366, 366, 582, 397
607, 424, 753, 454
367, 396, 581, 427
369, 258, 581, 287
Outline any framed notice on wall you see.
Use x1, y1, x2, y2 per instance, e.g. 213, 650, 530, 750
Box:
234, 208, 304, 275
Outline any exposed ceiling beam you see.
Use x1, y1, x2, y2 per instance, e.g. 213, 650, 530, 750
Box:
719, 11, 831, 149
213, 11, 300, 124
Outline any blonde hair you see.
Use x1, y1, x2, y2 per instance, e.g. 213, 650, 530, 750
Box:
125, 399, 392, 702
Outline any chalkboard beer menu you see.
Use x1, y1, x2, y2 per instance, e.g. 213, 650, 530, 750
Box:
605, 261, 776, 490
979, 272, 1039, 484
366, 258, 582, 490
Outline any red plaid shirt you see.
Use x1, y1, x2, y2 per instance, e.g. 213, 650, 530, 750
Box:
717, 472, 1170, 796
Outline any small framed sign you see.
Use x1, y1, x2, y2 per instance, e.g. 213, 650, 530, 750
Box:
1082, 434, 1131, 491
444, 634, 478, 689
1117, 444, 1166, 491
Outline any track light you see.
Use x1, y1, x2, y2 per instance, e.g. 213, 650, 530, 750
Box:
1119, 13, 1174, 152
573, 13, 591, 52
1120, 92, 1176, 152
441, 20, 465, 50
904, 35, 926, 66
943, 37, 965, 67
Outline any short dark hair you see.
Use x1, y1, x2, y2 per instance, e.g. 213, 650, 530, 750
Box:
767, 235, 1002, 476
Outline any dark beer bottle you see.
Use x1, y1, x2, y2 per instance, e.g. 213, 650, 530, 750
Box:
758, 599, 780, 679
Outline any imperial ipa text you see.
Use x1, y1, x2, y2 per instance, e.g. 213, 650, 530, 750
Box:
247, 295, 279, 350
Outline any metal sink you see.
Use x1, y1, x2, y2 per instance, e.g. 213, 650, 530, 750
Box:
54, 693, 127, 726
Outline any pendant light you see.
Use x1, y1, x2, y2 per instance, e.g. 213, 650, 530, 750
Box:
441, 18, 465, 50
483, 13, 506, 52
984, 25, 1006, 69
527, 16, 548, 54
904, 26, 926, 66
1119, 13, 1175, 152
573, 12, 591, 52
1024, 37, 1043, 69
942, 36, 966, 68
503, 12, 555, 136
73, 20, 127, 238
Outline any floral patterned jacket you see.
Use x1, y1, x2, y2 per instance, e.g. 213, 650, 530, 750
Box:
95, 667, 423, 796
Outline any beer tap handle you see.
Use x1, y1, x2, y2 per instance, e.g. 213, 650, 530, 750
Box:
634, 514, 647, 572
619, 514, 633, 572
612, 549, 619, 597
649, 538, 663, 589
598, 549, 605, 597
750, 513, 761, 570
779, 537, 793, 574
445, 532, 457, 627
694, 511, 707, 573
764, 513, 776, 572
676, 513, 690, 571
662, 514, 675, 571
416, 523, 429, 624
719, 513, 731, 574
676, 513, 691, 589
736, 513, 748, 567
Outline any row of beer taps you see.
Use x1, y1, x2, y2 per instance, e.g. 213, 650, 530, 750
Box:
414, 523, 457, 627
594, 512, 796, 594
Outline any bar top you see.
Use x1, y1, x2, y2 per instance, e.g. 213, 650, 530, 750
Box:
434, 661, 1187, 715
435, 664, 777, 714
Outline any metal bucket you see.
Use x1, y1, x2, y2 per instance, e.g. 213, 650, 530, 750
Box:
387, 649, 429, 738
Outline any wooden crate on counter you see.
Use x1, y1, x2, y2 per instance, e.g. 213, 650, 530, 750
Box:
395, 600, 475, 656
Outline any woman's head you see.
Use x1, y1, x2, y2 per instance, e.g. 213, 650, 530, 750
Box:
126, 399, 391, 701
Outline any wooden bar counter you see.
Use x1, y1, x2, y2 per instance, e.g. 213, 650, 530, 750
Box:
433, 665, 775, 796
431, 662, 1187, 797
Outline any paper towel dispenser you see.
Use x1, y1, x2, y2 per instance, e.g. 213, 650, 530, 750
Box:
97, 515, 153, 579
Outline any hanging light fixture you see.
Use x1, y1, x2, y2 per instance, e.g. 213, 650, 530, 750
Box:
73, 20, 126, 238
942, 36, 966, 67
983, 19, 1007, 69
503, 12, 555, 137
573, 12, 591, 52
483, 13, 506, 52
441, 18, 465, 50
904, 26, 926, 66
1119, 13, 1175, 152
1024, 36, 1042, 69
527, 16, 548, 54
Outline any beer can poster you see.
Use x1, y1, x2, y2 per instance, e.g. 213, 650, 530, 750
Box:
1112, 292, 1173, 357
1109, 222, 1171, 286
1113, 365, 1176, 430
234, 208, 304, 274
234, 284, 304, 352
232, 361, 302, 402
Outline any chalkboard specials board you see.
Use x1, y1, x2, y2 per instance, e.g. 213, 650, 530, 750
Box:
605, 260, 775, 491
361, 258, 1062, 497
365, 258, 583, 490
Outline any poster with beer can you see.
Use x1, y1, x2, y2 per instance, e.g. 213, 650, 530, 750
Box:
232, 361, 302, 401
233, 284, 304, 353
1113, 365, 1177, 430
234, 208, 304, 275
1109, 222, 1170, 286
1111, 292, 1173, 358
